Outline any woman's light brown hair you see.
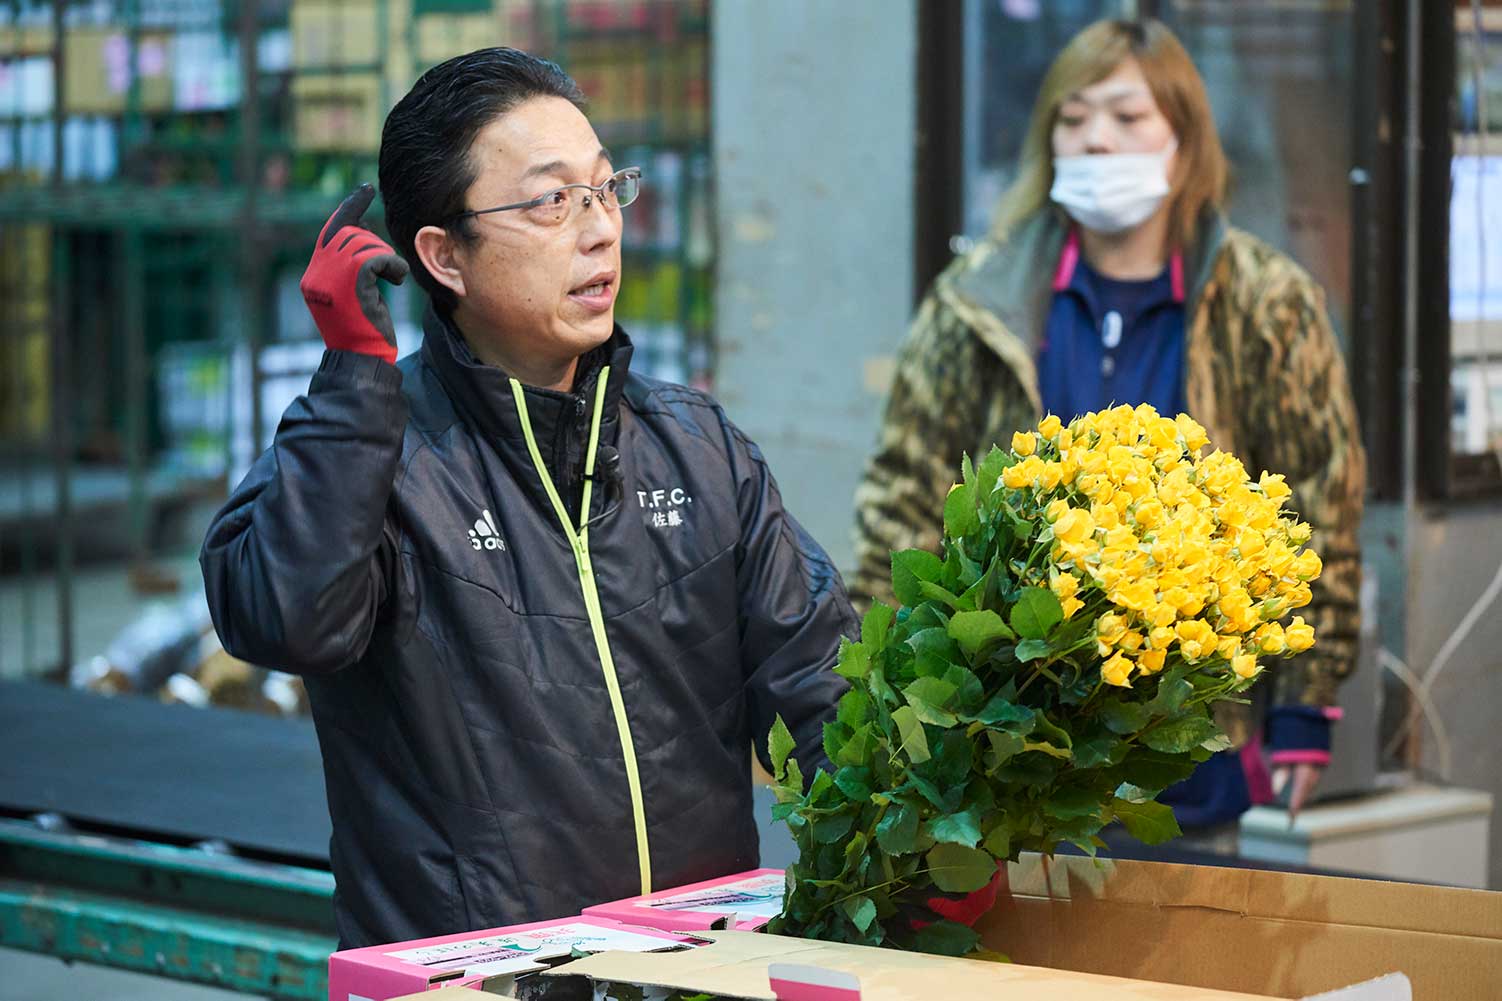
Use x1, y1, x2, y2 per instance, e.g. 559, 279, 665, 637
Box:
992, 18, 1228, 250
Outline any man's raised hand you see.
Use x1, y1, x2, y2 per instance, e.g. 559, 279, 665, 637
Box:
299, 183, 410, 364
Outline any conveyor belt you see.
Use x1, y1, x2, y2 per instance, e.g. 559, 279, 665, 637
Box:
0, 680, 330, 866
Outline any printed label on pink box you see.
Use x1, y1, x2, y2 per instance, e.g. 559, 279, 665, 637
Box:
328, 915, 693, 1001
583, 868, 786, 932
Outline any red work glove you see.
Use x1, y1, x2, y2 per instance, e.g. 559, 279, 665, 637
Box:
299, 183, 409, 365
922, 862, 1007, 927
902, 861, 1008, 932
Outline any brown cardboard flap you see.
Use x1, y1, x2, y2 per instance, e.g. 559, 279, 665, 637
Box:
983, 855, 1502, 1000
547, 929, 1277, 1000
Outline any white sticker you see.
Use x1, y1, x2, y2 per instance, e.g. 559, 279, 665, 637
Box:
642, 874, 785, 918
386, 921, 680, 971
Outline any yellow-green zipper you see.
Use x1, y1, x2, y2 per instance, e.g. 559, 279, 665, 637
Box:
509, 370, 651, 895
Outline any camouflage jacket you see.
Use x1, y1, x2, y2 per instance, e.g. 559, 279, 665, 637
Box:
852, 210, 1366, 746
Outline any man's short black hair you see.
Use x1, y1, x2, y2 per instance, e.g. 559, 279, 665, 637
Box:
379, 47, 586, 313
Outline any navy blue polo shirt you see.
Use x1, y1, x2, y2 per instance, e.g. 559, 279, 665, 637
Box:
1037, 236, 1188, 423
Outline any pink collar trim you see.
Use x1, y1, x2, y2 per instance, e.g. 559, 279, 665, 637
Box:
1053, 228, 1186, 303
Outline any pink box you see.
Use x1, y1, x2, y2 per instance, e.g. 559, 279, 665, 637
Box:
582, 868, 786, 933
327, 915, 696, 1001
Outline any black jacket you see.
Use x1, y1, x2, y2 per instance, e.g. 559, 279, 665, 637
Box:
201, 311, 854, 947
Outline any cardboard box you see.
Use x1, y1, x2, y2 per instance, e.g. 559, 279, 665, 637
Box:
328, 915, 698, 1000
984, 854, 1499, 999
540, 929, 1402, 1000
583, 868, 786, 933
541, 855, 1499, 999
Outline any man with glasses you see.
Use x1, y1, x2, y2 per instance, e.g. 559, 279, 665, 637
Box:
201, 48, 855, 948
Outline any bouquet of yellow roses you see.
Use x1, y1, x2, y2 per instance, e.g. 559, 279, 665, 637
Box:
765, 404, 1320, 957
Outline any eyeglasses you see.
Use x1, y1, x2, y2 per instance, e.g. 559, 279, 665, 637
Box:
451, 167, 642, 228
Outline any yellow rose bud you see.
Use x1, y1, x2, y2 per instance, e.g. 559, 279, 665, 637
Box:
1285, 616, 1316, 652
1096, 613, 1128, 644
1149, 625, 1176, 650
1109, 582, 1156, 613
1217, 635, 1241, 660
1257, 622, 1287, 655
1054, 508, 1095, 545
1051, 570, 1080, 601
1293, 550, 1323, 581
1039, 414, 1064, 439
1176, 413, 1210, 452
1133, 498, 1165, 530
1061, 595, 1085, 620
1288, 583, 1313, 608
1233, 652, 1260, 679
1238, 529, 1266, 558
1046, 498, 1070, 523
1258, 470, 1292, 502
1038, 462, 1063, 491
1138, 648, 1167, 674
1288, 521, 1313, 544
1012, 431, 1036, 457
1149, 603, 1178, 629
1180, 638, 1208, 662
1002, 464, 1030, 489
1118, 630, 1146, 652
1101, 652, 1134, 688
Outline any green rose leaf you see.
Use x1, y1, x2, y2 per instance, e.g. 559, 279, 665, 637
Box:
876, 802, 919, 854
1071, 734, 1122, 769
1141, 715, 1219, 754
862, 602, 895, 651
835, 722, 875, 769
1043, 787, 1103, 820
983, 731, 1025, 771
1150, 673, 1194, 715
892, 705, 932, 764
903, 677, 958, 727
1014, 637, 1052, 662
814, 811, 856, 844
1117, 750, 1198, 792
1031, 711, 1074, 750
842, 895, 878, 934
1112, 797, 1183, 845
927, 842, 997, 893
919, 581, 965, 610
769, 715, 796, 782
929, 808, 984, 848
976, 446, 1011, 499
892, 550, 945, 608
947, 609, 1016, 656
944, 483, 981, 539
1010, 587, 1064, 640
1100, 699, 1150, 735
833, 766, 874, 803
982, 821, 1012, 859
1201, 730, 1235, 753
908, 919, 981, 958
974, 694, 1035, 732
837, 687, 871, 730
833, 638, 872, 681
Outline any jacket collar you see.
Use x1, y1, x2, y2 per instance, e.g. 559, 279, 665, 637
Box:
420, 305, 634, 519
939, 207, 1226, 411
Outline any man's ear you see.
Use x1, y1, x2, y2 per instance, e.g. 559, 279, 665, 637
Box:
415, 225, 466, 300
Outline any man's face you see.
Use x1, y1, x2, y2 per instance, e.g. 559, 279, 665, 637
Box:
450, 96, 623, 367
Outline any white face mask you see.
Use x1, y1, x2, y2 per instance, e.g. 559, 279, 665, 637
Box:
1049, 141, 1176, 234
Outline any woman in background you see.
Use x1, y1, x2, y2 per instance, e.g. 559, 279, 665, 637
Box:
852, 19, 1365, 846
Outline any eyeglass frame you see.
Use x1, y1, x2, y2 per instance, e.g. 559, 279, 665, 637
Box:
447, 166, 642, 225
